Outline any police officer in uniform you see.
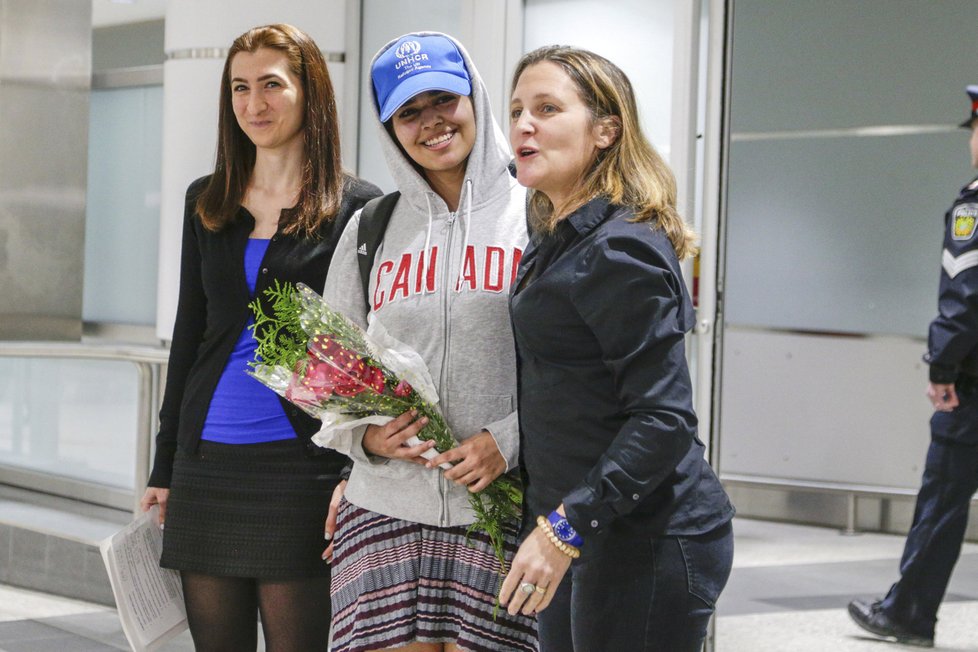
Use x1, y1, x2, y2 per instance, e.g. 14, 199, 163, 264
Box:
848, 85, 978, 648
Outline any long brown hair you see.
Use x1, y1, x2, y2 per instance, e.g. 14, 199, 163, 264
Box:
196, 24, 343, 237
511, 46, 697, 260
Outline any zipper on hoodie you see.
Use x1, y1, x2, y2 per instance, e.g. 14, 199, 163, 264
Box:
437, 207, 457, 527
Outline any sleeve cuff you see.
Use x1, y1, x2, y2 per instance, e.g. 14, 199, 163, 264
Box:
482, 413, 519, 472
147, 444, 176, 489
562, 484, 618, 537
928, 361, 959, 384
345, 424, 390, 466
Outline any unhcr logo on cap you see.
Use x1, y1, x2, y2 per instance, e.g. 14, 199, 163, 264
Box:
394, 39, 430, 75
395, 41, 422, 58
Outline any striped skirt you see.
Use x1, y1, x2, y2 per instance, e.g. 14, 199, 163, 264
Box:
330, 499, 538, 652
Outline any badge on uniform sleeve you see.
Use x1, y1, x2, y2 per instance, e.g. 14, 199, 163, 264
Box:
952, 204, 978, 241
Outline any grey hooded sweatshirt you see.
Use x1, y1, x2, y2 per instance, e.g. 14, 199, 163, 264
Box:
319, 33, 527, 528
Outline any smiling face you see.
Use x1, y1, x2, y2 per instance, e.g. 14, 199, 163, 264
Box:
509, 61, 611, 209
390, 90, 476, 184
229, 47, 305, 152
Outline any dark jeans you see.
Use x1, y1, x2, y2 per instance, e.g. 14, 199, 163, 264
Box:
880, 434, 978, 637
537, 521, 733, 652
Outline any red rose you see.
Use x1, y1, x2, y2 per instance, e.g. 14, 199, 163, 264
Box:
367, 365, 386, 395
393, 379, 413, 397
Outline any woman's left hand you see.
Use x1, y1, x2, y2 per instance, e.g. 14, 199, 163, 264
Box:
499, 525, 573, 616
426, 430, 506, 492
322, 479, 347, 563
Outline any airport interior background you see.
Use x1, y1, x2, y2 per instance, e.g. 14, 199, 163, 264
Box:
2, 0, 978, 650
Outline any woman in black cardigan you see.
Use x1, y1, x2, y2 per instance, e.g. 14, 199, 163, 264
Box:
139, 24, 379, 651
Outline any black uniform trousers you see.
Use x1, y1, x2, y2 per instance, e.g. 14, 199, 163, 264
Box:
880, 379, 978, 637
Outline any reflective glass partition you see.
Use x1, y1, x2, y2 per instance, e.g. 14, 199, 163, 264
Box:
0, 358, 138, 490
717, 0, 978, 493
83, 85, 164, 326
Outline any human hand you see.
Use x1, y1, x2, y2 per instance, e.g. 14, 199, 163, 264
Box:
928, 382, 958, 411
322, 479, 347, 563
426, 430, 505, 492
139, 487, 170, 527
362, 409, 436, 463
498, 524, 573, 616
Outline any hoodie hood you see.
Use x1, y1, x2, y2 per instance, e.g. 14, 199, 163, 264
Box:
369, 31, 515, 215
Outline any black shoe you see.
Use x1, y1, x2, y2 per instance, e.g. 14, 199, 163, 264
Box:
847, 599, 934, 648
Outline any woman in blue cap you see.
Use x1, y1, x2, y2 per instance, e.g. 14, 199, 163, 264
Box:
316, 32, 537, 652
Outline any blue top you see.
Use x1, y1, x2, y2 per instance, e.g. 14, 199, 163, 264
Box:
201, 237, 296, 444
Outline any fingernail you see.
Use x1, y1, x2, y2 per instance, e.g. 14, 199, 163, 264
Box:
411, 409, 418, 416
322, 551, 329, 561
421, 417, 429, 424
324, 532, 332, 541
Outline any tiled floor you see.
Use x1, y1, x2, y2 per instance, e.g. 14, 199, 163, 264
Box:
2, 517, 977, 651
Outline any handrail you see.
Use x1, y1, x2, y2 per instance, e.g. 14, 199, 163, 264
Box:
721, 473, 978, 536
0, 340, 168, 513
0, 340, 168, 364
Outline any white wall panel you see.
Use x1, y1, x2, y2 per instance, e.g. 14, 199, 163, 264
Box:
523, 0, 675, 155
719, 328, 932, 489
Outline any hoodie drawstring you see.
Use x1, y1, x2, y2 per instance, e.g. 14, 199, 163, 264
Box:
454, 178, 474, 293
422, 193, 435, 296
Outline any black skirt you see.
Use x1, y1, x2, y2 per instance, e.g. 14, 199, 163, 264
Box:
160, 439, 341, 578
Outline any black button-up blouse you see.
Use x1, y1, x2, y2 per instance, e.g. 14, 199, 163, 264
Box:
510, 197, 734, 539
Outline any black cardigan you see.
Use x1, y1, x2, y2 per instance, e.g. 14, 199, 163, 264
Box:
148, 174, 382, 488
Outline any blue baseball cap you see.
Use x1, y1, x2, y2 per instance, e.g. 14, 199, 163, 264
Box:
372, 34, 472, 122
961, 85, 978, 129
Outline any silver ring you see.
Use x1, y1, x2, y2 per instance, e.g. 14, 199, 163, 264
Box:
520, 581, 536, 595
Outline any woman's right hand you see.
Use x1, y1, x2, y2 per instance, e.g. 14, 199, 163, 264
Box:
362, 409, 436, 463
139, 487, 170, 526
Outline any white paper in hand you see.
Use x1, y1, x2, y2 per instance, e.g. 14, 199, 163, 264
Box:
100, 506, 187, 652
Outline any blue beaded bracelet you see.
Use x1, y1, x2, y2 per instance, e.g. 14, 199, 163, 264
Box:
547, 510, 584, 548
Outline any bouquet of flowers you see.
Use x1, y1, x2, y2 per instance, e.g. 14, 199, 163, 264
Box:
248, 281, 521, 572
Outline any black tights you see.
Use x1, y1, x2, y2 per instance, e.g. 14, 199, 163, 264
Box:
181, 572, 331, 652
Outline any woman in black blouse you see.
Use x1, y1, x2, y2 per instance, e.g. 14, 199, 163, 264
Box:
499, 46, 735, 652
139, 24, 379, 651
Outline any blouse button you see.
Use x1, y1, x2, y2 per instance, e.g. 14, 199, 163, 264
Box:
590, 519, 599, 528
632, 493, 640, 501
261, 267, 268, 274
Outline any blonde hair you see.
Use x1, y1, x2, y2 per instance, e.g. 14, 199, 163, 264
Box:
511, 46, 697, 260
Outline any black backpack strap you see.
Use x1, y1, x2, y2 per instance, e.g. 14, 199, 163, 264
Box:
356, 191, 401, 311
